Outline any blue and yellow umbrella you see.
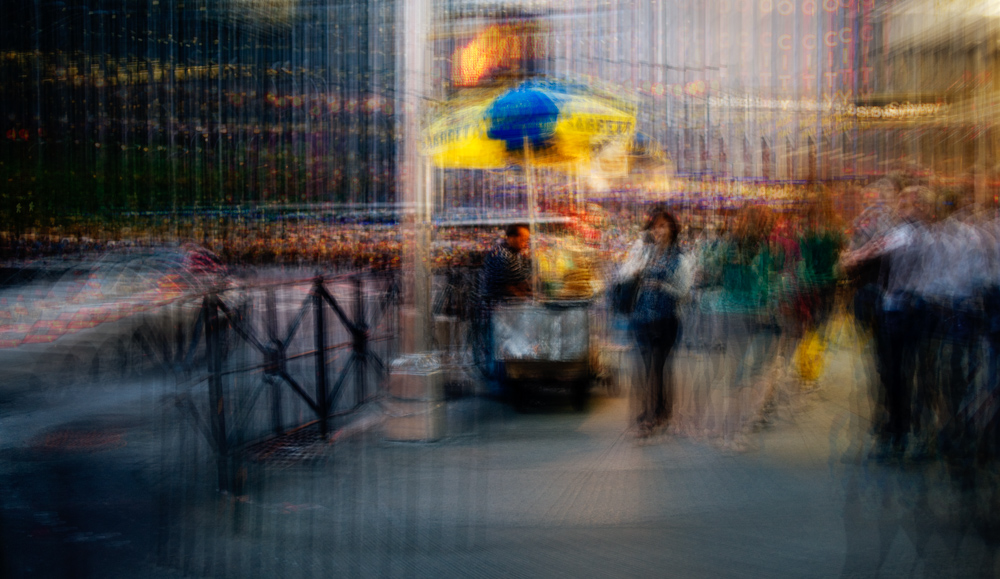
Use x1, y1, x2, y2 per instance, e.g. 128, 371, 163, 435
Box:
423, 78, 637, 170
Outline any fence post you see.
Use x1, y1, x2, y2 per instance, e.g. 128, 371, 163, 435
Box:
203, 293, 229, 493
174, 303, 185, 372
354, 274, 367, 403
313, 277, 329, 438
265, 288, 283, 436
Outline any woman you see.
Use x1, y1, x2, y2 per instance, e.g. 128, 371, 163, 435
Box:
620, 208, 693, 438
703, 205, 783, 450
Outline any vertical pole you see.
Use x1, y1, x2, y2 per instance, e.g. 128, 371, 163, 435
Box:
354, 275, 367, 403
204, 293, 228, 493
398, 0, 433, 355
269, 376, 283, 437
313, 277, 329, 438
174, 303, 185, 371
525, 137, 540, 297
266, 288, 282, 436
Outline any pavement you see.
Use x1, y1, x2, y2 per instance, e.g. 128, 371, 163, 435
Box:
2, 308, 1000, 578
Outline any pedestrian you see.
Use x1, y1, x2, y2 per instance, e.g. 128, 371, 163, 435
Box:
792, 197, 846, 387
618, 208, 693, 438
700, 205, 783, 451
475, 223, 533, 389
979, 212, 1000, 460
913, 196, 986, 463
841, 185, 932, 459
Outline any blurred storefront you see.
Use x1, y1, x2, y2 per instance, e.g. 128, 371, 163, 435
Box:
438, 0, 996, 200
876, 0, 1000, 205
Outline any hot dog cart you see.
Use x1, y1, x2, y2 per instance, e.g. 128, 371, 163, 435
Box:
489, 234, 602, 411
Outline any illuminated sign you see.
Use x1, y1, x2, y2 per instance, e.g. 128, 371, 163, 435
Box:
453, 23, 537, 87
853, 102, 947, 120
696, 95, 949, 121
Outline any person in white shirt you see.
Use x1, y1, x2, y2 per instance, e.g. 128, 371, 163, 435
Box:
842, 186, 933, 459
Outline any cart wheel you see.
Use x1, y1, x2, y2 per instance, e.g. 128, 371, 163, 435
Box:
572, 380, 590, 412
509, 379, 530, 413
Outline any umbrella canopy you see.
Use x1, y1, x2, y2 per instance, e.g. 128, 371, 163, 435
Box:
423, 78, 637, 170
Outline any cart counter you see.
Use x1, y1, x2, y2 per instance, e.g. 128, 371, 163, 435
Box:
492, 300, 592, 390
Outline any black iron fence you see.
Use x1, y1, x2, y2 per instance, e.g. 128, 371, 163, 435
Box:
151, 267, 500, 578
161, 270, 401, 493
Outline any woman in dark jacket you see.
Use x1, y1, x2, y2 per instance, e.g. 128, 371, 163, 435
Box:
621, 208, 692, 438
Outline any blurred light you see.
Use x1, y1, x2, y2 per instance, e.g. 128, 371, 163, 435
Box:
453, 23, 527, 87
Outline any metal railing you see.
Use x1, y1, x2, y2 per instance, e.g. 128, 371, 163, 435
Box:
167, 269, 400, 492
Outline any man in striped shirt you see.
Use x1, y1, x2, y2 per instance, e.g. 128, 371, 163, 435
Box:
480, 223, 532, 303
476, 223, 532, 389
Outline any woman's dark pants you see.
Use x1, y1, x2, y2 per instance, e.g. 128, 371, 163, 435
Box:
633, 316, 680, 427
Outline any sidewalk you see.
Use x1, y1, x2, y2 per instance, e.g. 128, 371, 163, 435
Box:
2, 316, 999, 578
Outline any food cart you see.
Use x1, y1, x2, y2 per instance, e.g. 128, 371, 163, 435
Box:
490, 232, 602, 410
421, 75, 644, 410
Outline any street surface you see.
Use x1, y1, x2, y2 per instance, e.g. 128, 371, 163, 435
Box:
1, 307, 998, 578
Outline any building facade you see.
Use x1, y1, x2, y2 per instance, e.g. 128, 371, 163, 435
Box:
0, 0, 398, 220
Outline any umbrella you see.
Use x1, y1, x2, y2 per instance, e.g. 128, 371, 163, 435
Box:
423, 78, 637, 170
422, 77, 645, 297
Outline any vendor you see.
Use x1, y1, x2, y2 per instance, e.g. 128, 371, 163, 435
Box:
480, 223, 532, 302
475, 223, 532, 389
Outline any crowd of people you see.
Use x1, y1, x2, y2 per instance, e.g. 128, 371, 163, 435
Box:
611, 178, 1000, 466
5, 178, 1000, 465
839, 179, 1000, 465
610, 201, 844, 449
